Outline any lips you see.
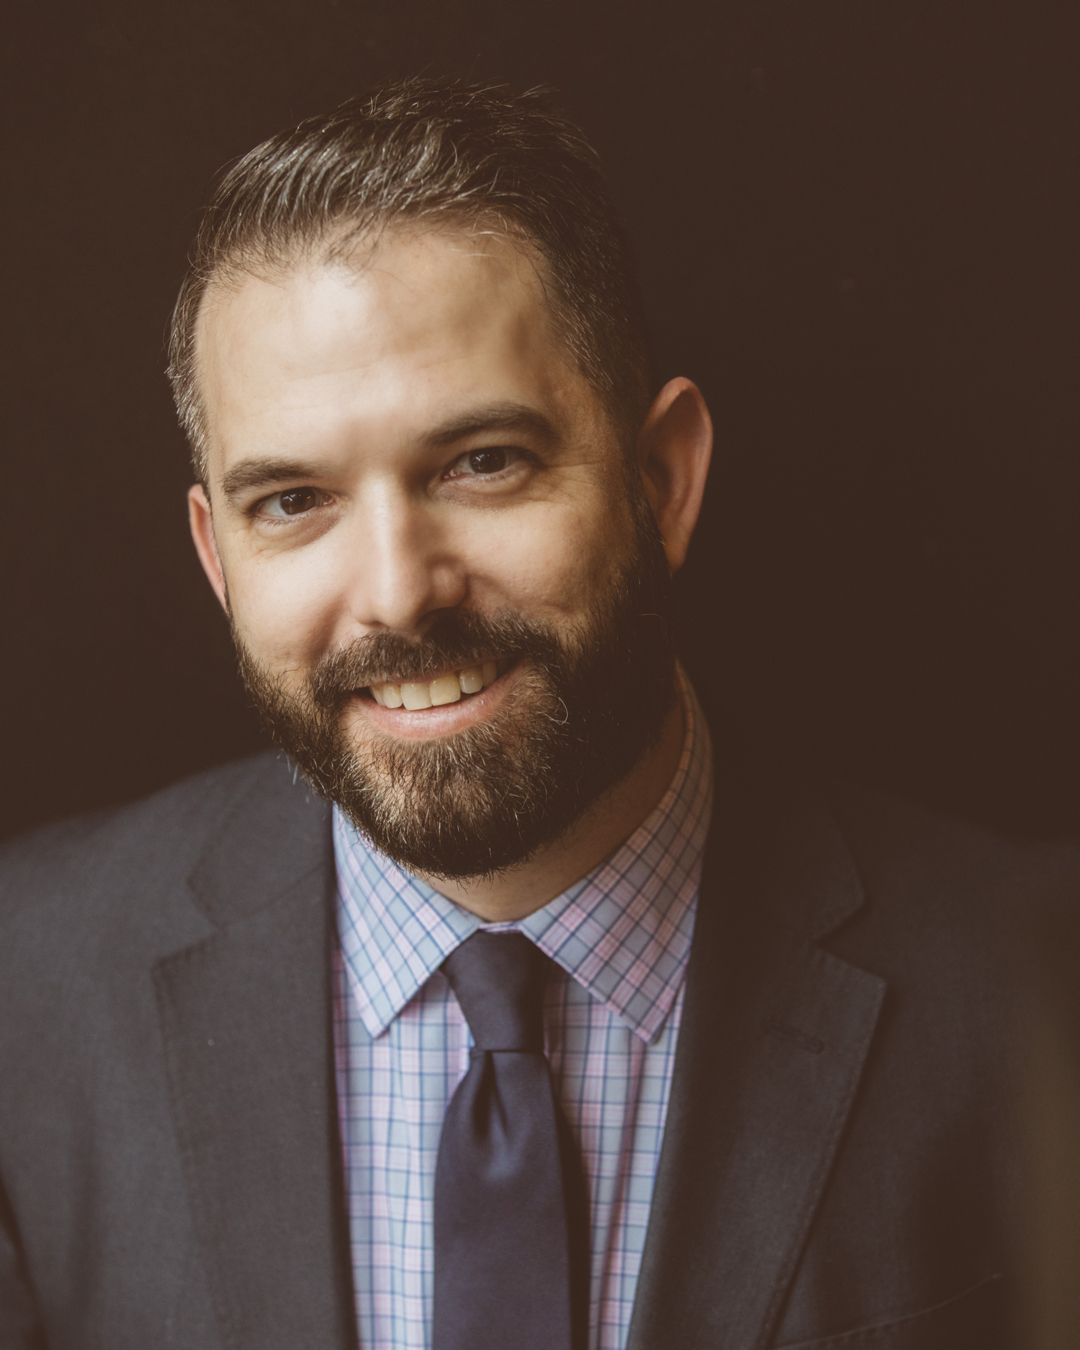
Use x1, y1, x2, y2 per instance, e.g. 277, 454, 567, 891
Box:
368, 660, 501, 710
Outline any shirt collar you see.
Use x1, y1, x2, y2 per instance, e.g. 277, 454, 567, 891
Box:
334, 667, 713, 1044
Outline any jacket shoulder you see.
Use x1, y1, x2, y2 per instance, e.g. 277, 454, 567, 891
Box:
823, 774, 1080, 919
709, 755, 1080, 972
0, 751, 306, 924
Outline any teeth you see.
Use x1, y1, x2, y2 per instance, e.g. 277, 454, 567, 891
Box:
400, 682, 433, 711
429, 674, 462, 706
371, 661, 501, 712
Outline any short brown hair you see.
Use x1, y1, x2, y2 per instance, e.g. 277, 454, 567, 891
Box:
167, 78, 651, 484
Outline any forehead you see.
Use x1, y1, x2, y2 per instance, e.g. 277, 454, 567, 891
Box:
194, 229, 603, 472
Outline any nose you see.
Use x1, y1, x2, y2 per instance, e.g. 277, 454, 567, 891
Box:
344, 486, 468, 634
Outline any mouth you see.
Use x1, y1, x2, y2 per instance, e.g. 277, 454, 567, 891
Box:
365, 658, 507, 711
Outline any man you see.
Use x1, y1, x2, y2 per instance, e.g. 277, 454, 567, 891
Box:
0, 78, 1069, 1350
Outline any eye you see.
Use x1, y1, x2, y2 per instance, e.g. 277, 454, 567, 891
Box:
257, 487, 323, 519
446, 446, 525, 478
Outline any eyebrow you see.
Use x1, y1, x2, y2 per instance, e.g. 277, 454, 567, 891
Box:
220, 459, 326, 504
420, 401, 559, 450
218, 401, 560, 505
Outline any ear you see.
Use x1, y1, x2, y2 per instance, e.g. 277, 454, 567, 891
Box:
188, 484, 230, 614
636, 377, 713, 573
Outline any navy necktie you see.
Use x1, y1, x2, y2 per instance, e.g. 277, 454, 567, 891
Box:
433, 931, 589, 1350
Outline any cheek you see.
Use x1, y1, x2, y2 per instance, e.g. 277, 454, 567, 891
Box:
471, 497, 629, 615
222, 550, 348, 672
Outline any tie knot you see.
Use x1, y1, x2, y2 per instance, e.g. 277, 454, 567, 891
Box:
441, 931, 547, 1051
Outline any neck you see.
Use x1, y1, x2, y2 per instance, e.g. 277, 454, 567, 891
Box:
418, 694, 686, 923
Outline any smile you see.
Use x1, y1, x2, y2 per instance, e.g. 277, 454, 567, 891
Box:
368, 660, 503, 711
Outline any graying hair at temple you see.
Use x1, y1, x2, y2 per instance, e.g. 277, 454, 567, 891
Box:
166, 77, 652, 485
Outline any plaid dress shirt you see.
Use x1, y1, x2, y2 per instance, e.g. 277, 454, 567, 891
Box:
332, 672, 713, 1350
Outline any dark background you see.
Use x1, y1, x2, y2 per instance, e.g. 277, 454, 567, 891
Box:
2, 0, 1076, 842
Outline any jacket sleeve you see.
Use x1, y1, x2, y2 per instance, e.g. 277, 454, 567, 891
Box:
0, 1180, 46, 1349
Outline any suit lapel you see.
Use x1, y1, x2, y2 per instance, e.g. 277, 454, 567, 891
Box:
153, 760, 356, 1350
627, 772, 886, 1350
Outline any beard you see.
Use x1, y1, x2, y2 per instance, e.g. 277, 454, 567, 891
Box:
232, 497, 677, 880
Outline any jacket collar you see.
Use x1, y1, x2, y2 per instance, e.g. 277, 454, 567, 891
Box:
627, 764, 886, 1350
153, 755, 356, 1350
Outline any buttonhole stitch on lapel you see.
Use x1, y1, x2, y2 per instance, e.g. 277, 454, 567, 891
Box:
765, 1019, 824, 1054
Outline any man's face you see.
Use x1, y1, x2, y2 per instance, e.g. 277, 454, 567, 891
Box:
192, 229, 675, 877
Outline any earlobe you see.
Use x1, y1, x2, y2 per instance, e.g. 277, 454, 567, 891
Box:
636, 378, 713, 574
187, 484, 230, 613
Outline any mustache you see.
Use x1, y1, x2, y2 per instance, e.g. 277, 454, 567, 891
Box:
309, 609, 561, 708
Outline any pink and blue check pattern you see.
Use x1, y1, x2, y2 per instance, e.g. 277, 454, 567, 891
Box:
332, 672, 713, 1350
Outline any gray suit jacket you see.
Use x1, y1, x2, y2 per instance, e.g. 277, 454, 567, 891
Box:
0, 751, 1071, 1348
